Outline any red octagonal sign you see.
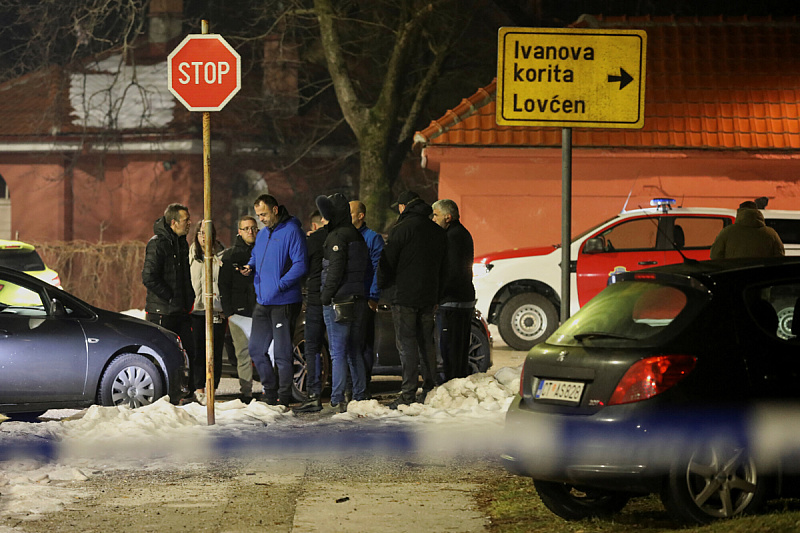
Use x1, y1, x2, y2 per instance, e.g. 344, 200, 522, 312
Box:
168, 34, 241, 112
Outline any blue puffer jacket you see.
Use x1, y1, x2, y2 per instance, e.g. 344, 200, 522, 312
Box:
316, 193, 369, 305
247, 206, 308, 306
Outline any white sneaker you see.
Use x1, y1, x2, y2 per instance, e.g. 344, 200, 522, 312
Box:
194, 392, 207, 406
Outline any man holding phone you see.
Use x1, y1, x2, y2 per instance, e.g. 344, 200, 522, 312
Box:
219, 215, 259, 400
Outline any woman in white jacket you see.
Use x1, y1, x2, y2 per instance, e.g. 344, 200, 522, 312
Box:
189, 221, 226, 406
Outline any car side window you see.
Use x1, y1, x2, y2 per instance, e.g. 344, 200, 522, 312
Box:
744, 283, 800, 340
596, 218, 658, 252
666, 217, 727, 250
0, 277, 47, 316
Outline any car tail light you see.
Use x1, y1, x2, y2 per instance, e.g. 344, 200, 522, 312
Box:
51, 274, 62, 287
608, 355, 696, 405
519, 364, 525, 396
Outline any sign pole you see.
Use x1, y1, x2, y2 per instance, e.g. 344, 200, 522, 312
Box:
560, 127, 572, 324
201, 19, 215, 426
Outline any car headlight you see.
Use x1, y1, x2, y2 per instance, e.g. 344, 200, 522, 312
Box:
473, 262, 493, 279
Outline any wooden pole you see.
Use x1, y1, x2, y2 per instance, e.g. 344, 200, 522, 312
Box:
201, 19, 215, 425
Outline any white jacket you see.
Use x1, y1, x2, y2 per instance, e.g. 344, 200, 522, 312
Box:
189, 242, 225, 322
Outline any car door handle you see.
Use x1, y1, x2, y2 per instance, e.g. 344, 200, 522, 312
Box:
638, 261, 658, 265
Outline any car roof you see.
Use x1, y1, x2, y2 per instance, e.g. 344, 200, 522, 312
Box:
618, 257, 800, 287
620, 205, 800, 220
0, 239, 36, 252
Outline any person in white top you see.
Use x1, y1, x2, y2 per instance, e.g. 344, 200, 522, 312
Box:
188, 220, 226, 406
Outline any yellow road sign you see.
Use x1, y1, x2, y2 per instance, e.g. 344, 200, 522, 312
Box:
497, 27, 647, 128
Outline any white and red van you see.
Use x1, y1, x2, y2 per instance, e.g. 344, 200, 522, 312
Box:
473, 199, 800, 350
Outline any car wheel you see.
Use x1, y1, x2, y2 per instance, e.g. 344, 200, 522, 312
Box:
660, 444, 768, 525
775, 304, 793, 339
7, 411, 47, 421
498, 292, 558, 351
291, 324, 331, 402
533, 480, 630, 520
467, 319, 491, 374
97, 353, 164, 408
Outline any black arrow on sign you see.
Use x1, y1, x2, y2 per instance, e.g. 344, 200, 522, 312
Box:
607, 68, 633, 90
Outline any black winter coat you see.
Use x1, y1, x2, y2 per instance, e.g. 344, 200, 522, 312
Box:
441, 220, 476, 304
377, 199, 447, 307
219, 234, 256, 317
142, 216, 194, 315
304, 225, 328, 307
317, 193, 369, 305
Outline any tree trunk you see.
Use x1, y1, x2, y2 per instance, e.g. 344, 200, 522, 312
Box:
358, 144, 394, 232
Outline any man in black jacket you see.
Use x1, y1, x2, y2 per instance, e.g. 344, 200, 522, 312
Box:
432, 199, 475, 380
142, 203, 195, 393
378, 191, 447, 409
295, 210, 327, 413
316, 193, 370, 412
219, 215, 258, 400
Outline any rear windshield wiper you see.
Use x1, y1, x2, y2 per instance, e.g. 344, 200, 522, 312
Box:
573, 331, 636, 342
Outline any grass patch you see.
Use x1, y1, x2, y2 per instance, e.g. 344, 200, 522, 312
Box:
477, 471, 800, 533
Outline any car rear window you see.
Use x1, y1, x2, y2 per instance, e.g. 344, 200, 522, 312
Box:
548, 280, 700, 347
0, 249, 45, 271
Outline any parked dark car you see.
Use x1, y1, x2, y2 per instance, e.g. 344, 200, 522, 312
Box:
502, 257, 800, 525
287, 302, 493, 400
0, 266, 188, 418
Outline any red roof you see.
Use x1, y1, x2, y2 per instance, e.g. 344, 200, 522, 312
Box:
414, 15, 800, 151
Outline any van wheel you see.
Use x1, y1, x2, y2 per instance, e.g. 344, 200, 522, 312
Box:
498, 292, 558, 351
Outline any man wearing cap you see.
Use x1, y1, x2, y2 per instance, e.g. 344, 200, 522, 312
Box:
378, 191, 447, 409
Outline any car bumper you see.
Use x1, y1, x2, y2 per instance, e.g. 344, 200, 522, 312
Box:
501, 395, 752, 493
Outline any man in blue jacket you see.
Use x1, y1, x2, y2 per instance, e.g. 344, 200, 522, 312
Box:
240, 194, 307, 406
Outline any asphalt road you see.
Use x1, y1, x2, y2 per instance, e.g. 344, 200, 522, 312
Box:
2, 328, 526, 533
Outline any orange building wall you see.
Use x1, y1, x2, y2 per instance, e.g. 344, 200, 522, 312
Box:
428, 146, 800, 256
0, 154, 205, 244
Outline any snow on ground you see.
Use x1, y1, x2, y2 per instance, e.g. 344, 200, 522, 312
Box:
0, 366, 521, 521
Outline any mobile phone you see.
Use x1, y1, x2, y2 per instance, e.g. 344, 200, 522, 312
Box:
232, 263, 240, 270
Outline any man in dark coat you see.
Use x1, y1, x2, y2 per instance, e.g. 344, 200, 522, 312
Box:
295, 210, 328, 413
219, 215, 258, 400
142, 203, 195, 393
378, 191, 447, 408
710, 200, 785, 259
316, 193, 370, 412
432, 199, 476, 381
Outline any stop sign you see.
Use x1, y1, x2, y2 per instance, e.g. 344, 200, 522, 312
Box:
168, 34, 241, 111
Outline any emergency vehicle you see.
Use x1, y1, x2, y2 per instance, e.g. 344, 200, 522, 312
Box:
473, 199, 800, 351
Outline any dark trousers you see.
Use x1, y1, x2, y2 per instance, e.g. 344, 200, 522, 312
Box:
146, 312, 194, 396
391, 304, 436, 402
304, 303, 325, 397
190, 314, 225, 391
436, 306, 473, 381
249, 303, 300, 403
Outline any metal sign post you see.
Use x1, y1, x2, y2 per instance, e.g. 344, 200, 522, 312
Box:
497, 26, 646, 322
168, 20, 241, 424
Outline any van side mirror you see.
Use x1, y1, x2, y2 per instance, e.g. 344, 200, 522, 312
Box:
583, 237, 605, 254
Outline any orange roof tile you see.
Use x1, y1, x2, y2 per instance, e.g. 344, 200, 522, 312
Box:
414, 15, 800, 151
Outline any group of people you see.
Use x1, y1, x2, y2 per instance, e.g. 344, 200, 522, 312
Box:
140, 190, 476, 413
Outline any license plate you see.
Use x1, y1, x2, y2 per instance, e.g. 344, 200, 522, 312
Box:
534, 379, 584, 404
